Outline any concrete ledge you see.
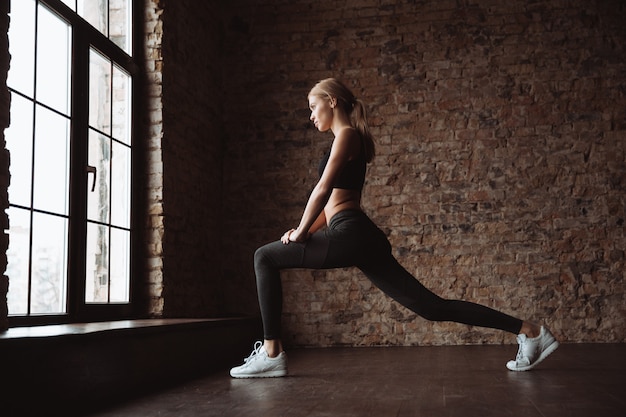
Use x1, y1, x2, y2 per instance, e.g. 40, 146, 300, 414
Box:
1, 317, 262, 416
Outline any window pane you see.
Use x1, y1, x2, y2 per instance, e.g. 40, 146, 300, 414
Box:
7, 0, 35, 96
110, 228, 130, 302
33, 106, 70, 215
112, 64, 131, 145
5, 94, 34, 207
110, 0, 132, 54
87, 130, 111, 223
6, 207, 31, 316
89, 49, 112, 134
36, 4, 71, 115
111, 141, 130, 228
86, 222, 109, 303
31, 213, 68, 315
78, 0, 108, 36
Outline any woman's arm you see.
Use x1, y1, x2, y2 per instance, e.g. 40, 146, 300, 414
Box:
287, 128, 360, 243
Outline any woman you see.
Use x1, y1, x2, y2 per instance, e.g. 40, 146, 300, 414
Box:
230, 78, 559, 378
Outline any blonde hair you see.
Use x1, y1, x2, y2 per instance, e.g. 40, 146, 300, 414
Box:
308, 78, 375, 163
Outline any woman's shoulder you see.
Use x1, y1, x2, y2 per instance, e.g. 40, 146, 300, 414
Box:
336, 126, 358, 137
332, 127, 362, 159
333, 127, 360, 146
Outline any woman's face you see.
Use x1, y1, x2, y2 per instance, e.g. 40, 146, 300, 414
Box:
308, 94, 334, 132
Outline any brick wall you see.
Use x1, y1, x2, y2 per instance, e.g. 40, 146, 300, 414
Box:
1, 0, 624, 346
143, 0, 166, 316
145, 0, 225, 317
219, 0, 626, 346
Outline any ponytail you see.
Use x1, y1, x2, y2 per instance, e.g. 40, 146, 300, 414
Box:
351, 98, 375, 163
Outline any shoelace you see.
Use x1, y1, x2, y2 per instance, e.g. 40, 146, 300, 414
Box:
243, 341, 264, 363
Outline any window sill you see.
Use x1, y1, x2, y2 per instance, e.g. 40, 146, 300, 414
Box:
1, 316, 262, 415
0, 317, 251, 340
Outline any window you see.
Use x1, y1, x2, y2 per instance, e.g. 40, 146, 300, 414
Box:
5, 0, 138, 324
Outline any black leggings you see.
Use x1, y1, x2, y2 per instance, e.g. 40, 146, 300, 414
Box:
254, 209, 523, 340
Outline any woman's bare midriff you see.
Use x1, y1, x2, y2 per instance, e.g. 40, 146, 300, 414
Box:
323, 188, 362, 224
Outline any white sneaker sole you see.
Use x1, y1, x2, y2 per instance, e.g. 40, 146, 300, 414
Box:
230, 369, 288, 378
507, 339, 560, 372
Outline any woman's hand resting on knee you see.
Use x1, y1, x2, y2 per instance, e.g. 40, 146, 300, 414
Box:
281, 228, 308, 244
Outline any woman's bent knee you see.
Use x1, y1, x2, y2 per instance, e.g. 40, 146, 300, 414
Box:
254, 244, 272, 270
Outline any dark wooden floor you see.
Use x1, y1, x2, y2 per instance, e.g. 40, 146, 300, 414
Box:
90, 343, 625, 417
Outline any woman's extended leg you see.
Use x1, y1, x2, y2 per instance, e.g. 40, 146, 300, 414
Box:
357, 244, 558, 371
358, 252, 523, 333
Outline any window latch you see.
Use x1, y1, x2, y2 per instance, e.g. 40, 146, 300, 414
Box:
86, 165, 97, 192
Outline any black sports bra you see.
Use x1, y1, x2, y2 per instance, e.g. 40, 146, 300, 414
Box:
318, 149, 366, 191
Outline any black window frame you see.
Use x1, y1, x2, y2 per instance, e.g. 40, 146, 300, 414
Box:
7, 0, 144, 327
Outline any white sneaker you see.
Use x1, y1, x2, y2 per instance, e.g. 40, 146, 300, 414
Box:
230, 341, 288, 378
507, 326, 559, 371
